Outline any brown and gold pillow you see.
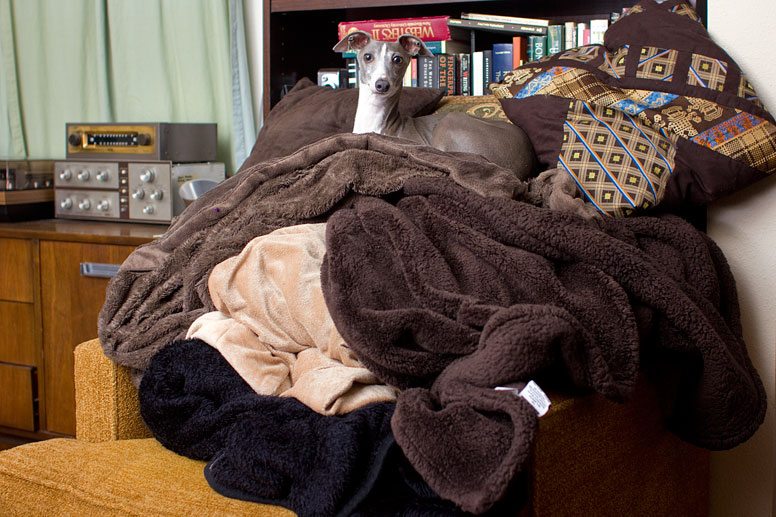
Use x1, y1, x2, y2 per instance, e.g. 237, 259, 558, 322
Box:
492, 0, 775, 216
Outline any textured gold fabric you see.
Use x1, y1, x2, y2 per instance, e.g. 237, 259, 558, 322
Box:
74, 338, 152, 442
0, 438, 294, 516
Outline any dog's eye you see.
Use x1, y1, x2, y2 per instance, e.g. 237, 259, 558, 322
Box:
392, 55, 403, 65
363, 53, 373, 62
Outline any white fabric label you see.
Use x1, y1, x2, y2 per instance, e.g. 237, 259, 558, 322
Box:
494, 380, 551, 417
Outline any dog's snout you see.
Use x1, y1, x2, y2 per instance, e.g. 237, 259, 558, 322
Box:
375, 79, 390, 93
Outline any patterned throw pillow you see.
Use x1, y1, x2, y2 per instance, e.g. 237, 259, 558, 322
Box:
492, 0, 776, 216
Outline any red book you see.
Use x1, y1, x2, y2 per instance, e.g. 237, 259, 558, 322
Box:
338, 16, 451, 42
512, 36, 529, 68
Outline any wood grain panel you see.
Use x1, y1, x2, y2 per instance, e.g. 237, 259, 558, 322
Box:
0, 363, 37, 431
0, 238, 34, 303
0, 300, 36, 365
40, 240, 136, 436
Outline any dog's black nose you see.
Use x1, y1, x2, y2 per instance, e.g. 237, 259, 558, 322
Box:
375, 80, 390, 93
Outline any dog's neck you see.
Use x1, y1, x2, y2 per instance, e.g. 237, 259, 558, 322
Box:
353, 83, 403, 135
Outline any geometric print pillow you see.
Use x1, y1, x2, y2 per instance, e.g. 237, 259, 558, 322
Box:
491, 0, 776, 216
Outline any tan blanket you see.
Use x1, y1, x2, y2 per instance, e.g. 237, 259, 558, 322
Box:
187, 223, 396, 415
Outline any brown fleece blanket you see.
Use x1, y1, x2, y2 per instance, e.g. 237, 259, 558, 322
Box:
98, 133, 523, 382
320, 176, 766, 514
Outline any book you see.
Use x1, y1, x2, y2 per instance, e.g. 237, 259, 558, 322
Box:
472, 51, 484, 95
437, 54, 456, 95
448, 18, 547, 36
411, 57, 418, 87
345, 58, 358, 88
418, 54, 436, 88
457, 53, 471, 95
590, 19, 608, 45
460, 12, 549, 27
512, 36, 528, 68
403, 61, 412, 87
547, 25, 564, 55
576, 23, 588, 46
341, 39, 470, 59
338, 16, 451, 42
492, 43, 513, 83
563, 21, 576, 50
482, 49, 492, 91
529, 35, 547, 62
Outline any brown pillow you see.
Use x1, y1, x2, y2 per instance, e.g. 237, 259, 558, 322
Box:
238, 78, 445, 172
491, 0, 776, 216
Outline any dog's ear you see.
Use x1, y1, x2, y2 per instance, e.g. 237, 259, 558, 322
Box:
398, 34, 431, 56
333, 30, 371, 53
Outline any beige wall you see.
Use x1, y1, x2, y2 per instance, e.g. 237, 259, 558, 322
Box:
706, 1, 776, 516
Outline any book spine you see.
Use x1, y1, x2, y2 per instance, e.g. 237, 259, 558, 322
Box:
456, 53, 471, 95
589, 19, 608, 45
491, 43, 513, 83
482, 49, 492, 92
576, 23, 587, 47
472, 51, 484, 96
338, 16, 451, 42
529, 35, 547, 62
548, 25, 564, 56
512, 36, 527, 68
345, 58, 358, 88
418, 55, 434, 88
448, 18, 547, 36
437, 54, 456, 95
460, 12, 549, 27
411, 57, 418, 88
563, 21, 576, 50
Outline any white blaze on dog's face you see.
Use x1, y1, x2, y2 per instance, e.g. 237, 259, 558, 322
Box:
332, 31, 431, 96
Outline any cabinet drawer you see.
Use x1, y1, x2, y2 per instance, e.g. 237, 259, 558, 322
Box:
0, 238, 35, 303
0, 362, 37, 431
0, 300, 37, 365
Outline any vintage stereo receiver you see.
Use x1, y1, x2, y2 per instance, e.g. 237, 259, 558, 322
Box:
66, 122, 217, 162
54, 160, 225, 224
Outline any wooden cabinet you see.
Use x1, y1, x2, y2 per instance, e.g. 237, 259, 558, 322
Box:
262, 0, 707, 114
0, 219, 160, 443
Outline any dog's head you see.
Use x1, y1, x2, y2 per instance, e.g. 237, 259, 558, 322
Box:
333, 31, 431, 96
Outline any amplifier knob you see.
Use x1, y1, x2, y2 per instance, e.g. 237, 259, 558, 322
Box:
132, 189, 145, 200
97, 200, 110, 211
142, 205, 155, 215
59, 169, 72, 181
137, 133, 152, 146
78, 199, 91, 211
68, 132, 83, 147
150, 190, 164, 201
139, 169, 156, 183
96, 170, 110, 182
77, 170, 90, 181
60, 198, 73, 210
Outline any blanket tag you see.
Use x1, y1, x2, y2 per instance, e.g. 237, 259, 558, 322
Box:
495, 381, 551, 417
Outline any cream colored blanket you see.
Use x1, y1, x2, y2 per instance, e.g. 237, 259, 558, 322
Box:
187, 223, 397, 415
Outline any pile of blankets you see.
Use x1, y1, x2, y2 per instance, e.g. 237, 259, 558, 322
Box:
99, 133, 766, 516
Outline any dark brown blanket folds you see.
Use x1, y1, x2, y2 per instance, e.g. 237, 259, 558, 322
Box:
98, 133, 523, 381
320, 176, 766, 514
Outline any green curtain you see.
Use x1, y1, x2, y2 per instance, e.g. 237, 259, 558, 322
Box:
0, 0, 256, 174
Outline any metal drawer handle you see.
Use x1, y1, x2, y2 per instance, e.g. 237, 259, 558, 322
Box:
79, 262, 121, 278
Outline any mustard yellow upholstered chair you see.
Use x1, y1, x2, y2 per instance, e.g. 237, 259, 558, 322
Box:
0, 338, 710, 516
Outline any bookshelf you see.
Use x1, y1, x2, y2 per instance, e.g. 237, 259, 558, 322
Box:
261, 0, 708, 116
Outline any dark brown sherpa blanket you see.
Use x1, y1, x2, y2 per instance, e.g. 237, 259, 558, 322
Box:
320, 176, 766, 514
98, 133, 523, 382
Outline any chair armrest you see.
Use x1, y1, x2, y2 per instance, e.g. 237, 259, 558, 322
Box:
73, 338, 152, 442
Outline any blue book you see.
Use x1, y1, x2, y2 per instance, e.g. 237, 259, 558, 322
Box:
492, 43, 513, 83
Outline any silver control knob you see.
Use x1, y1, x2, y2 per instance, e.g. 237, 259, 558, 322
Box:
60, 198, 73, 210
97, 200, 110, 211
59, 169, 72, 181
139, 169, 155, 183
96, 170, 110, 182
77, 170, 90, 181
132, 189, 145, 200
78, 199, 91, 210
142, 205, 155, 215
150, 190, 163, 201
